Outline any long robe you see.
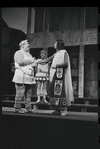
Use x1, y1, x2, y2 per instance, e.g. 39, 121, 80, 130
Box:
49, 49, 74, 106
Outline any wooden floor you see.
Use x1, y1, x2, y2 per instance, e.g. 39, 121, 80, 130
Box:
2, 107, 99, 149
2, 107, 98, 122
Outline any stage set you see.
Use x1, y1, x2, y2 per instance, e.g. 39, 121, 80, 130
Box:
2, 94, 98, 122
2, 97, 99, 149
2, 7, 99, 148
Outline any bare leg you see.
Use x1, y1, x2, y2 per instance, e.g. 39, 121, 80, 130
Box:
42, 81, 48, 103
36, 95, 40, 103
36, 81, 41, 103
43, 95, 48, 103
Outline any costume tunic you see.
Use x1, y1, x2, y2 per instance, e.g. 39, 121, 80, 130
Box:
35, 59, 49, 96
12, 50, 36, 84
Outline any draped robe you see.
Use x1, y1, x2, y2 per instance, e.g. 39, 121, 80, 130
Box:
49, 49, 74, 106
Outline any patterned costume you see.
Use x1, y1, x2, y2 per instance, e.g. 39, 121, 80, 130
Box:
35, 60, 49, 97
12, 41, 36, 112
49, 49, 74, 109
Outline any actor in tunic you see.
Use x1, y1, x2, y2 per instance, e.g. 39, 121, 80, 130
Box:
35, 50, 49, 103
12, 39, 36, 113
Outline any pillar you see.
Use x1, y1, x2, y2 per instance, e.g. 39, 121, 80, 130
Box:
42, 7, 49, 58
78, 7, 85, 98
27, 7, 32, 37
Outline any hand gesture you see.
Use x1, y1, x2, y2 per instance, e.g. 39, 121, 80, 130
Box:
31, 57, 36, 63
31, 61, 37, 67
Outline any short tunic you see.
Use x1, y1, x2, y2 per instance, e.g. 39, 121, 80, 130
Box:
12, 50, 36, 84
35, 60, 49, 95
35, 60, 49, 81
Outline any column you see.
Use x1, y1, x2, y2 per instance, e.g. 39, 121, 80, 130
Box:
42, 7, 49, 58
78, 44, 84, 97
42, 7, 49, 96
78, 7, 85, 98
27, 7, 32, 36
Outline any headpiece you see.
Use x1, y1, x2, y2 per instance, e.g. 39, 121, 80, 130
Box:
19, 40, 27, 46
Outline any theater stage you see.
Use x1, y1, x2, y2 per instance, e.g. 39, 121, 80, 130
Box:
2, 108, 99, 149
2, 107, 98, 122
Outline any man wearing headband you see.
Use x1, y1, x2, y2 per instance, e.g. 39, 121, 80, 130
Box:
12, 39, 36, 113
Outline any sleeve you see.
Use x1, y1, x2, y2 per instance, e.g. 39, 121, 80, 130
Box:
14, 51, 33, 66
64, 52, 68, 65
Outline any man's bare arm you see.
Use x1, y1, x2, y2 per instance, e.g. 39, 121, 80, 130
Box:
38, 54, 54, 64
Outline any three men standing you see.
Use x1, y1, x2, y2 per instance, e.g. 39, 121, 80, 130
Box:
12, 39, 74, 116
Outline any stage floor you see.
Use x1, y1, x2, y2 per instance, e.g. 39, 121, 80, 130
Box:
2, 107, 98, 122
2, 107, 99, 149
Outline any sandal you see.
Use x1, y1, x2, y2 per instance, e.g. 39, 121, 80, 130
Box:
61, 111, 68, 116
